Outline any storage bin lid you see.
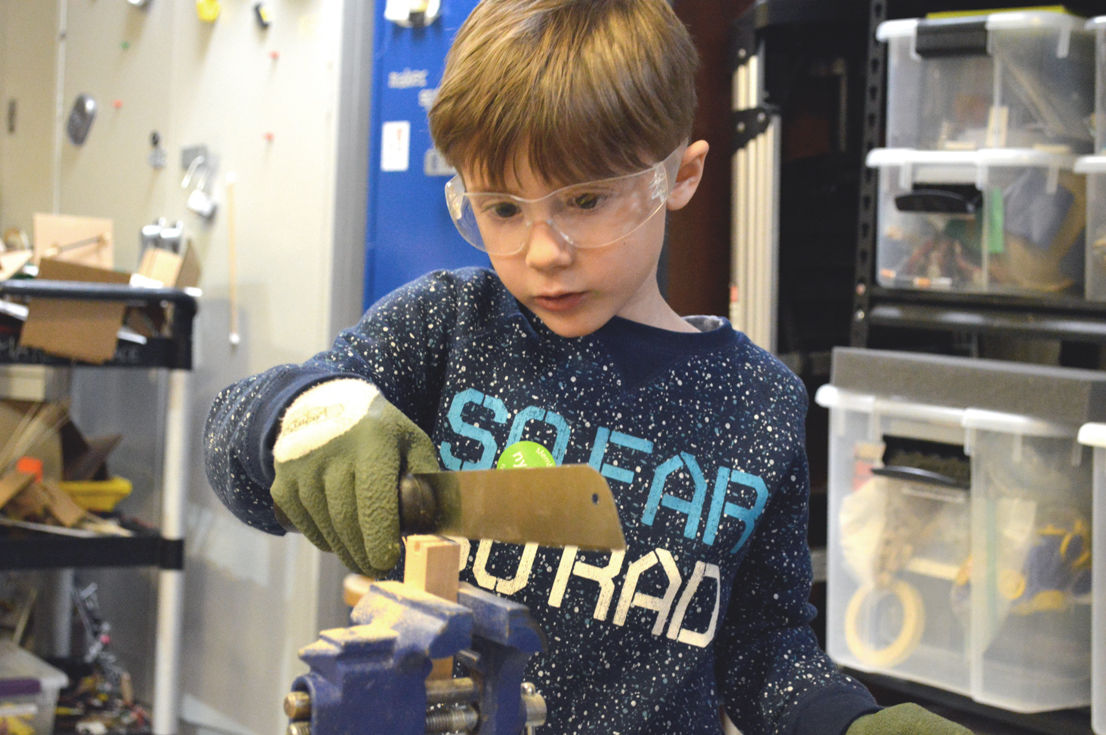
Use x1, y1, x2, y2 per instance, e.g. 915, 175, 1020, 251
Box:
829, 347, 1106, 425
815, 384, 967, 425
877, 11, 1088, 42
0, 641, 67, 693
867, 147, 1078, 171
1078, 422, 1106, 447
961, 407, 1074, 437
1074, 154, 1106, 173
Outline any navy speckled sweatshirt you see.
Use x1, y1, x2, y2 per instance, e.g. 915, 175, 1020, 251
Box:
203, 267, 877, 735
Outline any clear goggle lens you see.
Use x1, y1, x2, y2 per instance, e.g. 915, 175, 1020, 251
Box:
444, 146, 683, 255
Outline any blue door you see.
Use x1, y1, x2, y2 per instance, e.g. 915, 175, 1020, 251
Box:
363, 0, 486, 309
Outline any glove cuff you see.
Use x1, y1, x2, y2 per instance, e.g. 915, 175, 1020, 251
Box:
274, 378, 379, 462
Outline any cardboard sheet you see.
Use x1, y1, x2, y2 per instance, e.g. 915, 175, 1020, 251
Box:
19, 258, 130, 363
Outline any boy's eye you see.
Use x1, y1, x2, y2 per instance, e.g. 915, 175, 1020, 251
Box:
569, 192, 602, 210
484, 201, 521, 219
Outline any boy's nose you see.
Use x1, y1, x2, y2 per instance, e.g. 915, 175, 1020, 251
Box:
523, 220, 573, 269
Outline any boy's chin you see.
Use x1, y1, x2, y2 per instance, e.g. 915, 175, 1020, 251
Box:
535, 311, 610, 338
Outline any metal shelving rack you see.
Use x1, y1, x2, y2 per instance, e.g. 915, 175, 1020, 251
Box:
852, 0, 1106, 355
0, 280, 196, 735
847, 1, 1100, 732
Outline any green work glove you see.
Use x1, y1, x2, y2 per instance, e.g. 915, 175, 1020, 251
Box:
846, 703, 973, 735
271, 378, 439, 576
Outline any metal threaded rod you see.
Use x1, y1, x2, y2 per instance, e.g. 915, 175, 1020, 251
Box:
425, 676, 479, 706
424, 704, 479, 733
285, 722, 311, 735
284, 691, 312, 721
283, 680, 545, 734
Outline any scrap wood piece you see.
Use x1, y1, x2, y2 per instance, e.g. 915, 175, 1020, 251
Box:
0, 400, 69, 476
0, 468, 35, 508
3, 482, 49, 521
39, 479, 88, 527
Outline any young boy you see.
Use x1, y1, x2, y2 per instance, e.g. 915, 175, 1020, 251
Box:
204, 1, 972, 733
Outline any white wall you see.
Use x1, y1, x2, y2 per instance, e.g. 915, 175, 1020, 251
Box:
0, 0, 59, 222
0, 1, 369, 733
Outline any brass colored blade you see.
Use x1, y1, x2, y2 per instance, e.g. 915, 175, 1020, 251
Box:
408, 465, 625, 550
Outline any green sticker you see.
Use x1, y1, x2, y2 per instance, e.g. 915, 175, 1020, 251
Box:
498, 441, 556, 469
987, 186, 1004, 255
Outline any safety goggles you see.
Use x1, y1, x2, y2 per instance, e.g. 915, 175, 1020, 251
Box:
444, 146, 684, 255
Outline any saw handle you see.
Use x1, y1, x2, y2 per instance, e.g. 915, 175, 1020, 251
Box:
399, 473, 438, 534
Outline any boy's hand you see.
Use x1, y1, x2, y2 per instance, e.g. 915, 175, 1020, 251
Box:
846, 703, 973, 735
271, 378, 439, 575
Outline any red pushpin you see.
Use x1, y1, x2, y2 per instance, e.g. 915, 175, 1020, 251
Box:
263, 132, 275, 142
113, 99, 124, 110
270, 50, 280, 61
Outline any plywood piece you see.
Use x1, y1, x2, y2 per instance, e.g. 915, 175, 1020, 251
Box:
39, 479, 86, 527
32, 213, 113, 268
0, 469, 35, 508
0, 400, 64, 481
0, 250, 33, 280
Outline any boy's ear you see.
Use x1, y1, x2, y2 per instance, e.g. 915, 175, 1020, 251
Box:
666, 139, 709, 211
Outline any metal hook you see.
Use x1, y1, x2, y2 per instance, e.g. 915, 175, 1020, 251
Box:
181, 155, 207, 190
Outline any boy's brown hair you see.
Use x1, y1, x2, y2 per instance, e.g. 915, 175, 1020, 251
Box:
428, 0, 699, 190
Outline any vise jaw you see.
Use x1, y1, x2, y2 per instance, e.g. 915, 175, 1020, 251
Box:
284, 580, 546, 734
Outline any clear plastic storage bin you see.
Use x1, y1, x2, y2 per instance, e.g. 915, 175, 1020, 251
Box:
1077, 422, 1105, 735
878, 11, 1094, 153
1090, 17, 1106, 153
1074, 155, 1106, 300
816, 349, 1102, 713
0, 641, 67, 735
868, 147, 1085, 296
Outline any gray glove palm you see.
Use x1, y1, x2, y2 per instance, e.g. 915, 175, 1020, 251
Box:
847, 703, 973, 735
271, 378, 439, 575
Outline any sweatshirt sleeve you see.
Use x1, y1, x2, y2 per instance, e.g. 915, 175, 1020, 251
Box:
714, 438, 879, 735
202, 270, 464, 534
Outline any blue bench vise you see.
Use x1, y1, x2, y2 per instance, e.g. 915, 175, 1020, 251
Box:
283, 580, 547, 734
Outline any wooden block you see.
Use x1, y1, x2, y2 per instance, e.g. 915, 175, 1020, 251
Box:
404, 535, 462, 680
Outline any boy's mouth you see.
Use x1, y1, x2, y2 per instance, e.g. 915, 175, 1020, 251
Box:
534, 292, 586, 312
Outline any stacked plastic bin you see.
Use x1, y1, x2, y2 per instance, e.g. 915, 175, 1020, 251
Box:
816, 348, 1105, 713
1077, 22, 1106, 733
1077, 422, 1104, 734
1075, 17, 1106, 302
0, 641, 68, 735
871, 10, 1096, 298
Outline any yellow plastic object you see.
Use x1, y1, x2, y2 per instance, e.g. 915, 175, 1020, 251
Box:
0, 715, 34, 735
927, 6, 1072, 18
196, 0, 221, 22
58, 476, 132, 512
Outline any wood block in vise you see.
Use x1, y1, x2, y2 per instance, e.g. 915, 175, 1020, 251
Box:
286, 580, 546, 735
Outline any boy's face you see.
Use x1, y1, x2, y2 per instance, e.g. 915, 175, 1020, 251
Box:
459, 142, 707, 337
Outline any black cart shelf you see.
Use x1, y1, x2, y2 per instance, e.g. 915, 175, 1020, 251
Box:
0, 278, 196, 735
